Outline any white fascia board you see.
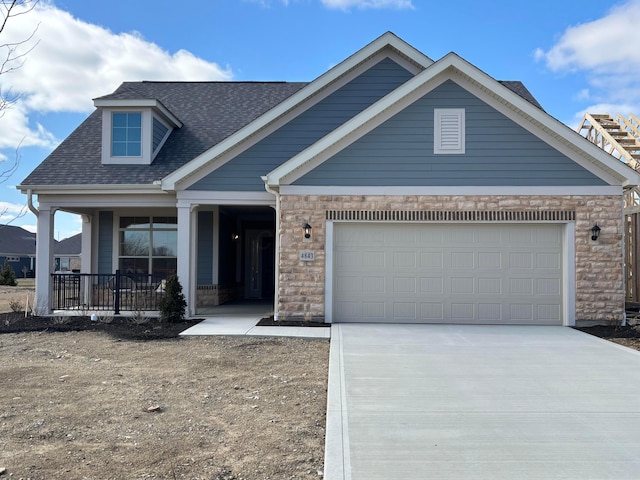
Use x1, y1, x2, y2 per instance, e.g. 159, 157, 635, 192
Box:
94, 98, 182, 127
268, 52, 640, 188
279, 185, 623, 196
176, 190, 275, 206
161, 33, 434, 191
17, 184, 165, 195
36, 193, 177, 209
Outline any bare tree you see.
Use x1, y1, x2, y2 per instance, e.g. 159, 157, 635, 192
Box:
1, 0, 39, 116
0, 1, 38, 225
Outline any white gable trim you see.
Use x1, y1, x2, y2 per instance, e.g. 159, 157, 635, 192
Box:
161, 32, 434, 191
265, 53, 640, 188
93, 98, 182, 128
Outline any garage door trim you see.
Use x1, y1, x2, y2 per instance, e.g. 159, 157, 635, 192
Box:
324, 220, 575, 326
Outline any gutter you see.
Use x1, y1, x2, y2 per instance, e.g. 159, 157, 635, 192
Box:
26, 189, 39, 216
262, 177, 281, 320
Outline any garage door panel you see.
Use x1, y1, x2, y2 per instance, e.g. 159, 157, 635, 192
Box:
392, 251, 417, 268
419, 277, 444, 294
451, 277, 475, 294
419, 251, 444, 268
478, 278, 501, 294
333, 223, 563, 325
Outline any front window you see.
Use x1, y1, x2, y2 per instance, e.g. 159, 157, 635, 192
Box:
119, 216, 177, 277
112, 112, 142, 157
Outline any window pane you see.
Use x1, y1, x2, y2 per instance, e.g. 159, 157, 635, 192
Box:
128, 128, 141, 142
127, 143, 141, 156
121, 231, 149, 256
152, 217, 177, 228
112, 113, 127, 127
112, 128, 127, 142
127, 113, 142, 127
120, 217, 151, 229
152, 230, 177, 256
152, 258, 177, 277
120, 258, 149, 275
112, 143, 127, 156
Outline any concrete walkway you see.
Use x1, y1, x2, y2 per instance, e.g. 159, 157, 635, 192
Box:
325, 324, 640, 480
180, 315, 330, 339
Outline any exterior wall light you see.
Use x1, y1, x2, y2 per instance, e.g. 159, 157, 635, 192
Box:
303, 222, 312, 239
591, 224, 601, 241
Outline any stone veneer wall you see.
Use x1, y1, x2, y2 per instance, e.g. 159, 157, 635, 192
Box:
277, 194, 623, 324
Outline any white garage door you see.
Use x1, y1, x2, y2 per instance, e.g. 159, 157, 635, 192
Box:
332, 223, 563, 325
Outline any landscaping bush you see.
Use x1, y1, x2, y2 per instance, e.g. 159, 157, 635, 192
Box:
158, 274, 186, 323
0, 260, 17, 286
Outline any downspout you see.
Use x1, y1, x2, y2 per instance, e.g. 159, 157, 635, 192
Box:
262, 177, 281, 320
27, 189, 39, 216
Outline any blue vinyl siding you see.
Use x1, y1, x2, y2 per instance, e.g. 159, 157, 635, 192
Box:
153, 117, 169, 152
197, 211, 214, 285
98, 211, 113, 274
294, 80, 607, 187
188, 58, 414, 191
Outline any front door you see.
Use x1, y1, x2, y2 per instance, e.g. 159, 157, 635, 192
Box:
244, 230, 275, 299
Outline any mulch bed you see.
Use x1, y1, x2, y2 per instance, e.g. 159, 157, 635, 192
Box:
575, 324, 640, 339
0, 312, 200, 341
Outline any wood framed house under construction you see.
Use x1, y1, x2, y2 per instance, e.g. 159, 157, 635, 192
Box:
578, 113, 640, 304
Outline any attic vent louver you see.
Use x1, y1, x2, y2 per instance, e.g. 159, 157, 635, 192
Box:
434, 108, 465, 154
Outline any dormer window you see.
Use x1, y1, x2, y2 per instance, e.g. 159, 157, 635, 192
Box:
112, 113, 142, 157
94, 98, 182, 166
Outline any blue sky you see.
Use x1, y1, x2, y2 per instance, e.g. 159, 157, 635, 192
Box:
1, 0, 640, 239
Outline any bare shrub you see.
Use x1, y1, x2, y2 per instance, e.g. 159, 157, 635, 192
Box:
9, 298, 24, 313
52, 316, 71, 325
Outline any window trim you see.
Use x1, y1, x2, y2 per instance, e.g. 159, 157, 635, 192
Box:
434, 108, 465, 155
101, 109, 174, 165
117, 216, 178, 277
112, 112, 143, 158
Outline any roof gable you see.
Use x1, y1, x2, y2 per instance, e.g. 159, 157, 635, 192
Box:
266, 52, 640, 188
161, 32, 434, 191
293, 80, 606, 187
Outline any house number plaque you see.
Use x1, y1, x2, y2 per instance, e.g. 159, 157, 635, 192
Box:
300, 250, 315, 261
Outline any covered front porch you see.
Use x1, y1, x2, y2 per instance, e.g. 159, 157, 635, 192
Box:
34, 192, 277, 316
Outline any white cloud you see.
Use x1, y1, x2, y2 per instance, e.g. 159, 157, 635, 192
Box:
20, 224, 37, 233
0, 201, 29, 223
0, 1, 233, 150
321, 0, 414, 9
535, 1, 640, 117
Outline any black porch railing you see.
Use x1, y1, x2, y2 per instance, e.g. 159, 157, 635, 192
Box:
51, 270, 166, 313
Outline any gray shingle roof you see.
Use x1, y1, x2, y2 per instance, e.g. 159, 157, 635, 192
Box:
21, 79, 543, 187
0, 225, 81, 255
21, 82, 307, 186
0, 225, 37, 255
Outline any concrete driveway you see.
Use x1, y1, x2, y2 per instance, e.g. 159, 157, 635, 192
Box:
324, 324, 640, 480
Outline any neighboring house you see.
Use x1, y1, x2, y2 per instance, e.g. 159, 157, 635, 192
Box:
19, 32, 640, 325
0, 225, 37, 277
55, 233, 82, 272
0, 225, 81, 276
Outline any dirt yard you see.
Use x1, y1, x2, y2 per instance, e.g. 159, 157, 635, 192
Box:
4, 282, 640, 479
0, 283, 330, 480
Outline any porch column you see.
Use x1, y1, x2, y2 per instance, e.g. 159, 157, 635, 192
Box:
35, 206, 55, 315
80, 214, 92, 274
80, 214, 93, 307
177, 204, 195, 316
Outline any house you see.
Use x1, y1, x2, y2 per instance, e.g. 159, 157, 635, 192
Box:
0, 225, 36, 277
0, 225, 81, 276
18, 32, 640, 325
